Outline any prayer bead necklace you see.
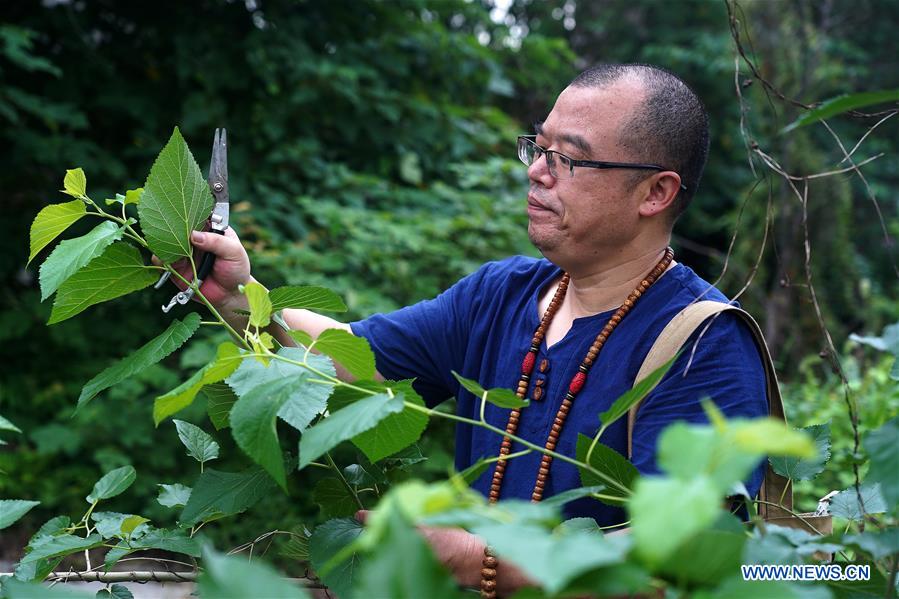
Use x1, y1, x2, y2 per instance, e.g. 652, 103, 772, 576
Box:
479, 247, 674, 598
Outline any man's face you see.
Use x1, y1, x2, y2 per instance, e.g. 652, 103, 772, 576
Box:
526, 80, 649, 267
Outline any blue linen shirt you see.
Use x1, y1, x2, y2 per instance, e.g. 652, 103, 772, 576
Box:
351, 256, 767, 525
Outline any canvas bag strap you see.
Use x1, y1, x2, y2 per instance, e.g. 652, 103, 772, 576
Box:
627, 300, 792, 517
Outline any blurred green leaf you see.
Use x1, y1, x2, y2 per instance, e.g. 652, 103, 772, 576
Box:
0, 500, 40, 530
197, 544, 308, 599
769, 422, 831, 481
862, 417, 899, 508
782, 89, 899, 133
28, 200, 86, 265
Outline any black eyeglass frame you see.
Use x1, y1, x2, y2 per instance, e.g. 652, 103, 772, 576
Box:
518, 135, 687, 192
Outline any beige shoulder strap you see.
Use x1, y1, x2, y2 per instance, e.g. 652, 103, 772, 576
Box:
626, 300, 792, 517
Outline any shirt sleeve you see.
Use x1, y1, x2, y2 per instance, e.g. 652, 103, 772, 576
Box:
629, 311, 769, 496
349, 262, 495, 407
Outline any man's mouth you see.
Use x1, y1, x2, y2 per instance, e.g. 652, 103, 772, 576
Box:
527, 194, 555, 215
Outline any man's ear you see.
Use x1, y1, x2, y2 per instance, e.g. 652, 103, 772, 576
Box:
638, 171, 682, 218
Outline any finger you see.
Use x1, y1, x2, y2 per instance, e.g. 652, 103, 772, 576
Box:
354, 510, 369, 524
191, 229, 244, 261
151, 255, 161, 267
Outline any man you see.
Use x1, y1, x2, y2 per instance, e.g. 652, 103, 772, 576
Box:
182, 63, 767, 592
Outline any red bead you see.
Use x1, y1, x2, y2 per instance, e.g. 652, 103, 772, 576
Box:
522, 352, 536, 375
569, 371, 587, 394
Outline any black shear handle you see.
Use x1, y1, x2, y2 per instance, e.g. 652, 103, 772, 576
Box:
196, 229, 225, 281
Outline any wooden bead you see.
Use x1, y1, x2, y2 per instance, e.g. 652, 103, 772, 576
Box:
481, 568, 497, 579
531, 492, 543, 501
483, 556, 498, 568
551, 423, 562, 433
545, 440, 557, 451
538, 466, 549, 476
553, 416, 564, 426
534, 480, 545, 490
583, 357, 594, 367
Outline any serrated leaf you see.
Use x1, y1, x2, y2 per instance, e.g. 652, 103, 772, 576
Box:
575, 434, 638, 505
269, 285, 347, 312
120, 515, 150, 538
157, 483, 192, 508
62, 167, 86, 197
137, 127, 214, 263
313, 478, 359, 518
86, 466, 136, 503
329, 380, 428, 462
91, 512, 149, 539
28, 200, 86, 265
78, 313, 201, 409
173, 419, 220, 464
599, 355, 677, 431
241, 281, 272, 328
276, 375, 329, 433
299, 392, 405, 469
278, 526, 311, 561
17, 534, 104, 566
203, 383, 238, 430
310, 518, 364, 599
153, 342, 243, 425
308, 328, 376, 380
830, 484, 887, 520
98, 583, 133, 599
180, 466, 276, 526
452, 371, 528, 409
0, 414, 21, 433
39, 221, 127, 301
0, 500, 40, 530
103, 529, 201, 570
770, 422, 831, 481
862, 417, 899, 508
230, 376, 307, 490
48, 242, 157, 324
197, 544, 308, 599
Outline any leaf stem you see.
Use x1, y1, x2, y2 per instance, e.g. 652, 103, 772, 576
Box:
325, 452, 364, 511
164, 266, 247, 347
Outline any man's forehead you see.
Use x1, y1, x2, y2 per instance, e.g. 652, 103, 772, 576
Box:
539, 81, 645, 151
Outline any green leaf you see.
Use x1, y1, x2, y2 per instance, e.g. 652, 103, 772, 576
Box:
120, 515, 150, 538
137, 127, 214, 263
457, 457, 491, 485
269, 285, 347, 312
328, 380, 428, 462
862, 416, 899, 509
62, 167, 87, 197
77, 313, 201, 409
97, 583, 133, 599
180, 466, 276, 526
103, 528, 202, 570
629, 476, 721, 566
173, 420, 220, 464
575, 434, 638, 506
302, 328, 376, 380
829, 484, 887, 520
157, 483, 192, 509
451, 371, 528, 409
28, 200, 86, 265
843, 529, 899, 560
1, 576, 92, 598
39, 221, 127, 301
230, 376, 307, 490
278, 526, 311, 562
197, 544, 309, 599
309, 518, 365, 599
0, 500, 40, 530
599, 355, 677, 431
48, 242, 158, 324
153, 342, 243, 425
313, 478, 359, 519
770, 422, 831, 481
655, 513, 746, 586
782, 88, 899, 133
299, 392, 405, 469
0, 415, 21, 433
471, 521, 625, 594
241, 281, 272, 328
356, 507, 459, 599
86, 466, 136, 503
17, 534, 103, 566
91, 512, 149, 539
203, 383, 238, 430
105, 188, 143, 207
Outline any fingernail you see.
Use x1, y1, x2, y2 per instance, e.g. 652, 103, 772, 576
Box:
191, 231, 205, 243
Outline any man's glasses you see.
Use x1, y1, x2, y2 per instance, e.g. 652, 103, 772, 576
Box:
517, 135, 687, 191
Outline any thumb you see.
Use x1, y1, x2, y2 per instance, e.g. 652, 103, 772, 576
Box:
190, 229, 242, 260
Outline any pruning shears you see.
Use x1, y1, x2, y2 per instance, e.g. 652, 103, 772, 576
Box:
156, 128, 230, 313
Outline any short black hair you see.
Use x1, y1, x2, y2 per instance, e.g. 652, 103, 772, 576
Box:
570, 63, 709, 218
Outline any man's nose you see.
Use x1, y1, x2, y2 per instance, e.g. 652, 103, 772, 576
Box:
527, 153, 555, 188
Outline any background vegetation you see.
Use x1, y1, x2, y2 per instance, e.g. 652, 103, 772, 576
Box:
2, 0, 897, 569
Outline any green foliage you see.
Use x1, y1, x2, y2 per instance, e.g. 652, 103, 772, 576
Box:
39, 221, 127, 302
289, 329, 377, 380
575, 434, 637, 506
156, 483, 191, 509
28, 200, 86, 265
153, 342, 242, 424
0, 500, 40, 530
782, 88, 899, 133
137, 127, 213, 263
451, 371, 529, 409
172, 419, 220, 465
863, 416, 899, 508
49, 242, 157, 324
179, 466, 276, 526
86, 466, 136, 503
269, 286, 348, 313
598, 355, 677, 433
309, 518, 365, 598
196, 544, 309, 599
77, 313, 201, 409
769, 422, 832, 481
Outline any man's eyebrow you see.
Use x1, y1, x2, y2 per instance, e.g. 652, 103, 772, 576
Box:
532, 121, 592, 156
